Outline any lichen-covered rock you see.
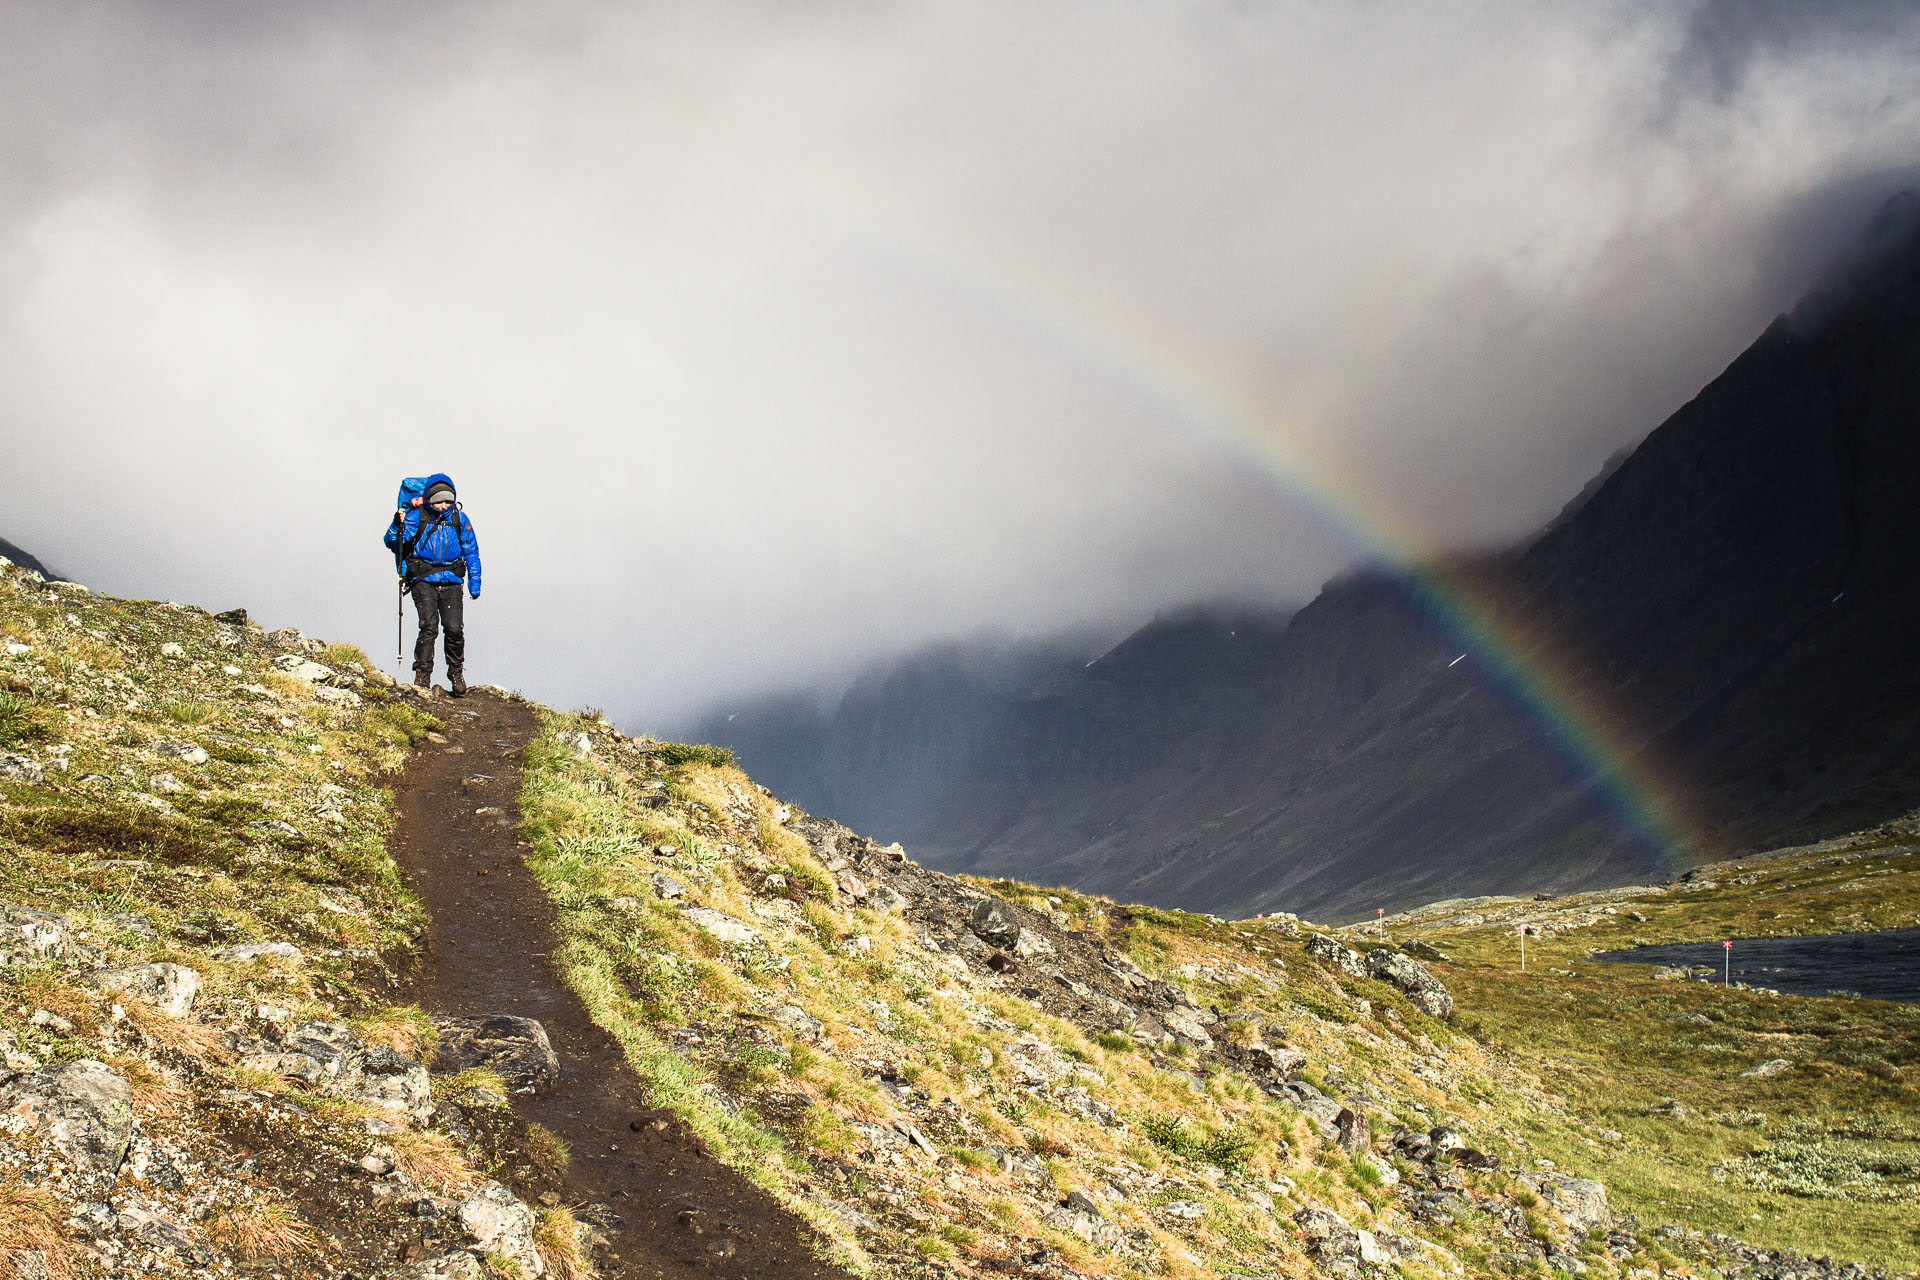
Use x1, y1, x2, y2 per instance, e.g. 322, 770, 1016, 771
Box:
0, 1059, 134, 1172
85, 962, 200, 1017
430, 1015, 559, 1094
680, 905, 762, 946
1294, 1206, 1385, 1267
459, 1181, 540, 1271
388, 1252, 485, 1280
213, 940, 304, 964
1305, 933, 1367, 977
0, 751, 47, 785
1365, 948, 1455, 1019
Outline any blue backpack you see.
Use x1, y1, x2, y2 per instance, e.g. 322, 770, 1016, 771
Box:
390, 476, 467, 581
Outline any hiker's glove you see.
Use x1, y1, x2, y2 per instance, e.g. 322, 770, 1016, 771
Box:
470, 589, 480, 600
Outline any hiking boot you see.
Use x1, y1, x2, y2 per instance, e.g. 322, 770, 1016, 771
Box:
448, 669, 467, 698
412, 668, 432, 690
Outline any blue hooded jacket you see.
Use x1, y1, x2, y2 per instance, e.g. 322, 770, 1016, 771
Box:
384, 472, 482, 597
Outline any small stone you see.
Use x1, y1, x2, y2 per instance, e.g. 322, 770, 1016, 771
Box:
1740, 1058, 1793, 1078
150, 772, 187, 794
249, 819, 301, 837
649, 871, 686, 900
154, 742, 209, 766
360, 1153, 395, 1175
212, 941, 304, 964
159, 642, 185, 658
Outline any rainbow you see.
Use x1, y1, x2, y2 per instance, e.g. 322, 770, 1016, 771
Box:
819, 199, 1701, 877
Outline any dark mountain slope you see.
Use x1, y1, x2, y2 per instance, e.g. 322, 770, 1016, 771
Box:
697, 195, 1920, 920
0, 536, 62, 581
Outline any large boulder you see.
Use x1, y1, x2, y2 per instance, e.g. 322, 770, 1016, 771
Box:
431, 1015, 559, 1095
968, 898, 1022, 950
1524, 1172, 1610, 1236
1305, 933, 1367, 977
1365, 949, 1455, 1019
0, 1059, 133, 1172
85, 962, 200, 1018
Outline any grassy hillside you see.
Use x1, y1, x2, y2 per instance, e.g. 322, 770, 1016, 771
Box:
1376, 840, 1920, 1268
0, 552, 1911, 1279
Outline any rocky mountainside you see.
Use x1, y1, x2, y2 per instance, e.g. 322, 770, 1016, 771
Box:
694, 192, 1920, 922
2, 556, 1915, 1277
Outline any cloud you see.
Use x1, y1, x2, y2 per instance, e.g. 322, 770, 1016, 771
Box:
2, 1, 1918, 727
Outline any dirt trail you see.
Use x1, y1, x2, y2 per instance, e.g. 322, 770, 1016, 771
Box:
386, 690, 852, 1280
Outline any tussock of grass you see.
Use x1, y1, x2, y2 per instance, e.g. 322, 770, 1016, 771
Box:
387, 1127, 475, 1194
0, 1184, 81, 1280
208, 1199, 323, 1260
533, 1207, 596, 1280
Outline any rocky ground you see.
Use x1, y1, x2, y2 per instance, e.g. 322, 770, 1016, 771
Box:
0, 553, 1908, 1280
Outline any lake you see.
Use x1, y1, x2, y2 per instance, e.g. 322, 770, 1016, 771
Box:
1590, 927, 1920, 1003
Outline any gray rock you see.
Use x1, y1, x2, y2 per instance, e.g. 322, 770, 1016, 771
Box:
0, 1059, 133, 1171
388, 1252, 484, 1280
458, 1181, 538, 1265
153, 742, 209, 766
270, 653, 338, 684
158, 642, 185, 658
312, 685, 364, 708
868, 886, 910, 913
969, 898, 1023, 950
1294, 1206, 1385, 1266
0, 905, 73, 963
649, 871, 686, 900
1277, 1080, 1348, 1145
284, 1021, 367, 1078
773, 1003, 827, 1042
1532, 1173, 1609, 1235
348, 1044, 434, 1117
1366, 949, 1455, 1019
213, 940, 303, 964
1740, 1058, 1793, 1078
248, 819, 302, 838
1160, 1007, 1215, 1050
559, 729, 593, 759
1246, 1044, 1307, 1077
149, 772, 188, 794
681, 905, 762, 946
1305, 933, 1367, 977
240, 1050, 328, 1085
85, 962, 199, 1017
430, 1015, 559, 1094
0, 752, 46, 786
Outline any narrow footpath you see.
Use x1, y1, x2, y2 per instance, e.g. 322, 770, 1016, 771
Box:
386, 689, 853, 1280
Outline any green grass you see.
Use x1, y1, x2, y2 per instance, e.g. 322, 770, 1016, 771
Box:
1410, 838, 1920, 1270
653, 741, 735, 769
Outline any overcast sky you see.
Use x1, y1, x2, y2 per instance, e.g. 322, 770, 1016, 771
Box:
4, 1, 1918, 729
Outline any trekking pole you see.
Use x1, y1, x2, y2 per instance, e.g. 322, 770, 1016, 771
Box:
396, 580, 404, 675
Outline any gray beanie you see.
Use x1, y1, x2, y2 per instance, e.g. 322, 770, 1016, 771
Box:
426, 483, 455, 504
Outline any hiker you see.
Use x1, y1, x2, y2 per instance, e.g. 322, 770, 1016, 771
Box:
385, 473, 482, 695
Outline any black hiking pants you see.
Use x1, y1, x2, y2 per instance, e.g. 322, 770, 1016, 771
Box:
409, 580, 465, 677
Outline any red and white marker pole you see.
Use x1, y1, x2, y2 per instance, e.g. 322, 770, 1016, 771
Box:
1723, 939, 1732, 988
1518, 924, 1528, 973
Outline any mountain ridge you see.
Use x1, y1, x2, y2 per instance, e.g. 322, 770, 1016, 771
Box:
694, 192, 1920, 921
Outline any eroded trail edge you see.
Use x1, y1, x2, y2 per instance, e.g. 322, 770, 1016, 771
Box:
387, 690, 850, 1280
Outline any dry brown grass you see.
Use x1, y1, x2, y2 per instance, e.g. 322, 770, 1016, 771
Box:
387, 1128, 475, 1194
0, 1185, 82, 1280
119, 999, 223, 1060
208, 1199, 323, 1260
533, 1207, 597, 1280
107, 1053, 189, 1119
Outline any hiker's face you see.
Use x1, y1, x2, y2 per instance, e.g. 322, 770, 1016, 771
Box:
431, 501, 451, 511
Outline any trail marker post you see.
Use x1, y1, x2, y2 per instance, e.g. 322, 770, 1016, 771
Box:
1518, 924, 1528, 972
1723, 939, 1732, 988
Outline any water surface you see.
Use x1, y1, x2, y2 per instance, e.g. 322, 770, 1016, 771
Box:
1591, 927, 1920, 1003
